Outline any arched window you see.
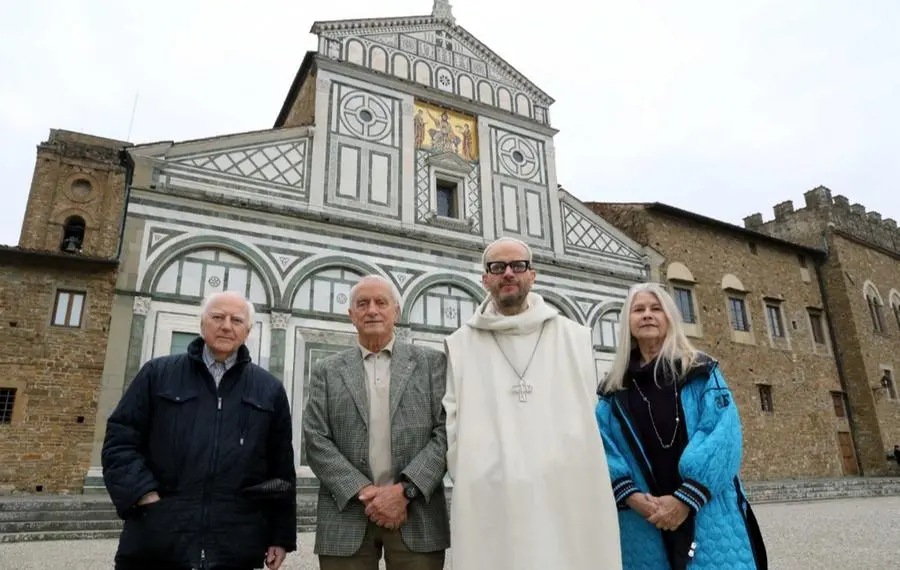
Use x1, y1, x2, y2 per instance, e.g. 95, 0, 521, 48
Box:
60, 216, 85, 253
890, 292, 900, 331
409, 284, 477, 330
154, 248, 268, 304
292, 267, 362, 315
593, 310, 621, 351
865, 285, 885, 333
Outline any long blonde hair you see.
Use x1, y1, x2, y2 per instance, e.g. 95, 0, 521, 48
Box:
599, 282, 703, 393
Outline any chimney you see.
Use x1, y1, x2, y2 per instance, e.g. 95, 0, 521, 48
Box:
773, 200, 794, 220
804, 186, 833, 210
743, 213, 764, 229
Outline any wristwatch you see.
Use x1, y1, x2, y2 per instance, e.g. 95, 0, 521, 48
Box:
401, 481, 420, 501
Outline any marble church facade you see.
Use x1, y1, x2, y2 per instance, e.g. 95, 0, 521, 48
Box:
85, 2, 656, 482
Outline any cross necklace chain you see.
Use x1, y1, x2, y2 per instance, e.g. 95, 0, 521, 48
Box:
491, 323, 546, 403
630, 373, 681, 449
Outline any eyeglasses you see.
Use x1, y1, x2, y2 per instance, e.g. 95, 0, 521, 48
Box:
485, 260, 531, 275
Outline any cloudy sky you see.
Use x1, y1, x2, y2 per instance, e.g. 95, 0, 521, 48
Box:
1, 0, 897, 247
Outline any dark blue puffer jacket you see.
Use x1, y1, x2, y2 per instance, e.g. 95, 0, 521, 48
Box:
101, 337, 297, 569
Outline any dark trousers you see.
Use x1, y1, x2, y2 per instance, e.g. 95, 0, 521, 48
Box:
318, 522, 445, 570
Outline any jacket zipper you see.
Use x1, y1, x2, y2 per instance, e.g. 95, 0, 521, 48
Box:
199, 393, 223, 569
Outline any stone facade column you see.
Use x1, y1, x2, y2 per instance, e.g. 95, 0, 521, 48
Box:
268, 311, 291, 381
123, 296, 152, 389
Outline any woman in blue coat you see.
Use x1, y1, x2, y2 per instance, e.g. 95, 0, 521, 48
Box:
596, 283, 767, 570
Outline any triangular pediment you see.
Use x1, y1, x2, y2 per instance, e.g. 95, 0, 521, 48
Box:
559, 192, 645, 262
310, 4, 553, 114
425, 151, 474, 174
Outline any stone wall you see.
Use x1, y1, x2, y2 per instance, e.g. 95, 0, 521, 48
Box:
589, 203, 847, 480
743, 187, 900, 475
0, 260, 117, 493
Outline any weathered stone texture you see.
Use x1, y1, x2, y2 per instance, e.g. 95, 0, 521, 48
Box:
745, 187, 900, 475
0, 264, 117, 493
589, 203, 847, 480
18, 129, 130, 259
280, 69, 318, 128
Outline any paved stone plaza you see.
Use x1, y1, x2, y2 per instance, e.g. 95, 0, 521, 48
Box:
1, 497, 897, 569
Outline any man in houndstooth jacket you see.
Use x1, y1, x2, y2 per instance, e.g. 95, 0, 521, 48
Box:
302, 275, 450, 570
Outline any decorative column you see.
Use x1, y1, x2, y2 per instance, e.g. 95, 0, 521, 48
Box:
268, 311, 291, 381
123, 296, 152, 390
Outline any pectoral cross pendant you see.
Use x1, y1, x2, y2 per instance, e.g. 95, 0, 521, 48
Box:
511, 379, 533, 403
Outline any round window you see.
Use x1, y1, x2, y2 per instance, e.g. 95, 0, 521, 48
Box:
359, 109, 374, 122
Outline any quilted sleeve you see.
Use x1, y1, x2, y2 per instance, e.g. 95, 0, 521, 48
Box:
595, 398, 640, 509
675, 366, 743, 512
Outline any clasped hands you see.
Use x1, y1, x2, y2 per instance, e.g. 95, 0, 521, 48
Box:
359, 484, 409, 530
626, 493, 691, 531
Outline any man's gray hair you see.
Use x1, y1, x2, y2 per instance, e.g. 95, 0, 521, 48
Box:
200, 290, 255, 328
481, 236, 534, 266
349, 275, 402, 307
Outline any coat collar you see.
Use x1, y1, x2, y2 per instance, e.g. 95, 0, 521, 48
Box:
338, 339, 417, 427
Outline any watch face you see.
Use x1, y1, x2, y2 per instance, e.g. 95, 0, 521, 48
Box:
404, 485, 418, 499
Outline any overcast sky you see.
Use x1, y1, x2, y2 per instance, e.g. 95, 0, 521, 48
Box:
1, 0, 898, 247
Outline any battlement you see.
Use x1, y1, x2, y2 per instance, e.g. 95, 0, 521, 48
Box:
743, 186, 900, 255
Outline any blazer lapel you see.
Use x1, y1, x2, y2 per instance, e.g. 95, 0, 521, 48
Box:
338, 349, 369, 429
389, 342, 416, 422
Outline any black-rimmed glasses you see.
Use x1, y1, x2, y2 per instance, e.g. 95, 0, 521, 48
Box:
485, 260, 531, 275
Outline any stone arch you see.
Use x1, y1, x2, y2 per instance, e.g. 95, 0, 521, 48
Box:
369, 45, 388, 73
50, 205, 98, 228
141, 236, 279, 306
478, 81, 494, 105
889, 288, 900, 308
281, 254, 388, 308
392, 53, 410, 79
414, 60, 432, 86
497, 87, 513, 111
346, 39, 365, 66
400, 273, 485, 325
534, 289, 582, 323
587, 300, 625, 329
515, 93, 531, 117
721, 273, 747, 292
458, 74, 474, 99
862, 280, 884, 304
590, 300, 625, 352
666, 262, 695, 283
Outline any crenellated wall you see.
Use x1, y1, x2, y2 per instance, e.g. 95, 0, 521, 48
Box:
744, 186, 900, 254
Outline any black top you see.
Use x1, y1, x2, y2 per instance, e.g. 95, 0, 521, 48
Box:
624, 348, 689, 496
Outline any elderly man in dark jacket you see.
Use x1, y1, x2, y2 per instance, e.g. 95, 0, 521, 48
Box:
101, 290, 297, 570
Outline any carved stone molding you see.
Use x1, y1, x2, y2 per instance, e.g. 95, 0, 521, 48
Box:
269, 311, 292, 330
132, 296, 152, 316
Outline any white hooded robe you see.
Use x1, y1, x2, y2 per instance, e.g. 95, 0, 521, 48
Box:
442, 292, 622, 570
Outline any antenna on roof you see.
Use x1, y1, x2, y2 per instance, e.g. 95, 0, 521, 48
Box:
432, 0, 455, 23
125, 91, 139, 142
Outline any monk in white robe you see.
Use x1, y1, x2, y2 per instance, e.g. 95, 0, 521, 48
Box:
443, 237, 622, 570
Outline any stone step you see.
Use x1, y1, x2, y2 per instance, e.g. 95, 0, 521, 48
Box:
0, 529, 123, 543
0, 519, 123, 534
0, 508, 119, 522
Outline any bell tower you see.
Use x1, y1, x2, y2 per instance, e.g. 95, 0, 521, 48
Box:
18, 129, 132, 259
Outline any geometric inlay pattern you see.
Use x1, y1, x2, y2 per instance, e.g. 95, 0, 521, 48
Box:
465, 164, 482, 233
260, 248, 310, 277
183, 141, 307, 188
414, 149, 431, 222
339, 91, 393, 143
496, 132, 540, 182
147, 228, 186, 256
562, 202, 641, 259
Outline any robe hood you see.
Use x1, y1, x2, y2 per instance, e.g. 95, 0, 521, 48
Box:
466, 291, 557, 334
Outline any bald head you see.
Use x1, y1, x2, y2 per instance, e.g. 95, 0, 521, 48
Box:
482, 237, 533, 267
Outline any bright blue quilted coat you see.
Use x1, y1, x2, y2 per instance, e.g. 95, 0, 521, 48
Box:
596, 358, 764, 570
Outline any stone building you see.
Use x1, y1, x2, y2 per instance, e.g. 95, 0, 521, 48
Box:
744, 187, 900, 476
0, 130, 130, 493
16, 0, 655, 491
587, 201, 853, 480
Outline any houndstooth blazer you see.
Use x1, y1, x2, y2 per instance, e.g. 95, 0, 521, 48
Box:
302, 340, 450, 557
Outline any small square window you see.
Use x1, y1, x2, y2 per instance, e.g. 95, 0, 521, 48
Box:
808, 309, 827, 345
52, 291, 85, 327
436, 178, 460, 218
0, 387, 16, 424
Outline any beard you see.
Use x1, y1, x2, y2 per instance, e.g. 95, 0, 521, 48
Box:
492, 281, 529, 310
